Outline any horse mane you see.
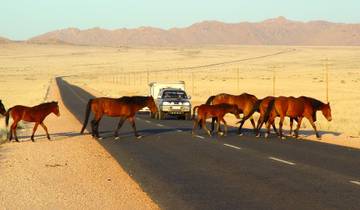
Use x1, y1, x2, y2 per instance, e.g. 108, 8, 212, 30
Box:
33, 101, 58, 109
303, 96, 324, 110
117, 96, 149, 106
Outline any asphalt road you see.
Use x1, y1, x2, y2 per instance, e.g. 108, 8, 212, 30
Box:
56, 77, 360, 210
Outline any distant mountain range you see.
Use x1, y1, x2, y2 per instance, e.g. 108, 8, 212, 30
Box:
0, 36, 10, 43
2, 17, 360, 46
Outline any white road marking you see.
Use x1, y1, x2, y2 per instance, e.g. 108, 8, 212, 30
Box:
269, 157, 296, 165
194, 135, 205, 139
223, 144, 242, 150
350, 180, 360, 186
156, 123, 164, 127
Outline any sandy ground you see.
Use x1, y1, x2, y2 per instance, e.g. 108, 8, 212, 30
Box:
0, 80, 159, 210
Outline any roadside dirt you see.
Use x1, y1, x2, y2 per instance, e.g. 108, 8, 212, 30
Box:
0, 80, 159, 209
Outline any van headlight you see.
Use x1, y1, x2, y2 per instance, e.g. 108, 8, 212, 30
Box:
183, 102, 190, 106
162, 101, 171, 105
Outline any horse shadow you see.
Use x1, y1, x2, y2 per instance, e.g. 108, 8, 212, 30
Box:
87, 127, 193, 140
13, 131, 83, 142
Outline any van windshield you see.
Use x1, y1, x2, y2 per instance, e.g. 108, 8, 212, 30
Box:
162, 90, 187, 99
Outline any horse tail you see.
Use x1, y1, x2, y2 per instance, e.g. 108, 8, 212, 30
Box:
263, 99, 275, 123
253, 99, 262, 113
80, 99, 93, 134
205, 95, 216, 105
192, 106, 199, 120
5, 108, 12, 127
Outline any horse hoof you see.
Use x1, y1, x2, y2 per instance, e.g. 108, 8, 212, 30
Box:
218, 132, 224, 136
256, 134, 260, 138
264, 133, 269, 138
136, 135, 143, 139
115, 136, 120, 140
238, 133, 243, 137
98, 137, 103, 140
281, 136, 286, 140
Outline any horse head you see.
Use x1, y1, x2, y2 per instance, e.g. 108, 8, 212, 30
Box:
0, 100, 6, 115
52, 101, 60, 117
321, 102, 332, 121
147, 96, 158, 114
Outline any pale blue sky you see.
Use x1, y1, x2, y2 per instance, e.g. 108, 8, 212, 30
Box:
1, 0, 359, 40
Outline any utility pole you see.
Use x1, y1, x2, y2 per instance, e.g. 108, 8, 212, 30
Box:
192, 72, 195, 96
270, 65, 278, 96
237, 67, 240, 93
324, 58, 329, 102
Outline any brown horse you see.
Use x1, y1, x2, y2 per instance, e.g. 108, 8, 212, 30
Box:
192, 103, 241, 136
206, 93, 259, 135
5, 101, 60, 142
256, 96, 300, 138
0, 100, 6, 116
80, 96, 158, 139
265, 96, 332, 139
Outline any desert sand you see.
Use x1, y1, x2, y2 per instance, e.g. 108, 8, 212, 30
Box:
0, 79, 159, 209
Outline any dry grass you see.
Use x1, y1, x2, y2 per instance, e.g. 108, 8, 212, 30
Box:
1, 42, 360, 137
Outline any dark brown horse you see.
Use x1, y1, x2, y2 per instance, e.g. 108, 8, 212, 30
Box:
5, 101, 60, 142
206, 93, 259, 135
192, 103, 240, 136
265, 96, 332, 139
80, 96, 158, 139
0, 100, 6, 116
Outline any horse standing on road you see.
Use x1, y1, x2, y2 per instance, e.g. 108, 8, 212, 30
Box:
265, 96, 332, 139
192, 103, 241, 136
5, 101, 60, 142
205, 93, 259, 135
80, 96, 158, 139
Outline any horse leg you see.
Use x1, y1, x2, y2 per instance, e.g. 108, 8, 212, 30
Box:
256, 116, 263, 137
250, 117, 257, 134
95, 118, 102, 139
31, 122, 39, 142
40, 122, 51, 140
211, 117, 219, 133
289, 118, 294, 136
237, 118, 246, 136
294, 117, 303, 138
279, 116, 285, 140
192, 119, 199, 135
308, 118, 321, 139
216, 117, 223, 136
202, 118, 212, 137
90, 119, 97, 137
221, 118, 228, 136
265, 118, 273, 139
272, 122, 279, 136
9, 121, 17, 141
114, 117, 126, 138
128, 117, 141, 139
